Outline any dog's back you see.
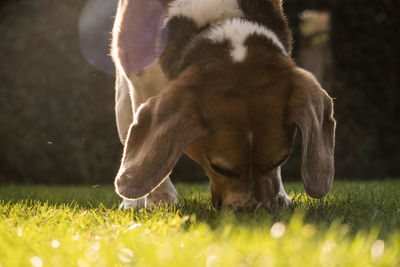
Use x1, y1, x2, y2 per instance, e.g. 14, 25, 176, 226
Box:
112, 0, 292, 116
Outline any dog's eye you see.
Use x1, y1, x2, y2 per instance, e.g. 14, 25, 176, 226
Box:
210, 163, 240, 178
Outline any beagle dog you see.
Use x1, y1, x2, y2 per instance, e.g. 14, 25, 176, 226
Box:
112, 0, 336, 209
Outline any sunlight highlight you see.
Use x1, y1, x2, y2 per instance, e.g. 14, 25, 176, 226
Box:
91, 242, 101, 251
118, 248, 134, 263
77, 260, 90, 267
270, 222, 286, 238
370, 240, 385, 260
30, 256, 43, 267
51, 240, 60, 248
321, 241, 336, 254
206, 255, 218, 267
129, 223, 142, 230
72, 233, 80, 240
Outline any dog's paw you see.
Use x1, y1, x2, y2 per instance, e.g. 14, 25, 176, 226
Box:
146, 180, 178, 206
263, 194, 292, 210
119, 178, 178, 209
119, 191, 178, 209
274, 193, 292, 208
147, 189, 178, 206
119, 198, 147, 209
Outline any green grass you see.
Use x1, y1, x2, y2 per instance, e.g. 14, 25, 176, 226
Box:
0, 180, 399, 266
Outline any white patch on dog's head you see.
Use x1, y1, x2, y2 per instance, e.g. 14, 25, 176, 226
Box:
168, 0, 243, 27
205, 19, 289, 62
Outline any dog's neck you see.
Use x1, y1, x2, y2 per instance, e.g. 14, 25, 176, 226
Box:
160, 0, 292, 79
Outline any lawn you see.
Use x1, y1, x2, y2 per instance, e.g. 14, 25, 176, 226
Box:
0, 180, 399, 266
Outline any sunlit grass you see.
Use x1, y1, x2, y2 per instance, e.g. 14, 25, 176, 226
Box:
0, 180, 399, 266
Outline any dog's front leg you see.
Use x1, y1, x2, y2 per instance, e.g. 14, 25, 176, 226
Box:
272, 167, 292, 207
120, 176, 178, 209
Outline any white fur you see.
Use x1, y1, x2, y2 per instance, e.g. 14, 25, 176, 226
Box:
168, 0, 243, 27
119, 176, 178, 209
120, 198, 147, 209
276, 166, 292, 206
205, 18, 289, 62
276, 167, 287, 196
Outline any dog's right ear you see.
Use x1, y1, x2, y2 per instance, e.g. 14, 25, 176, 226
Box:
114, 80, 209, 200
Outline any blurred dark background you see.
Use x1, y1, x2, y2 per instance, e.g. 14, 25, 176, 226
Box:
0, 0, 399, 184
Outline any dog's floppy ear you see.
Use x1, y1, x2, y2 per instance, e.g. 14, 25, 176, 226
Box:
288, 68, 336, 198
114, 82, 209, 200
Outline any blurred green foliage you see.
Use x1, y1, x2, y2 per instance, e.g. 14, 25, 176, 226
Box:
285, 0, 400, 179
0, 0, 399, 184
0, 0, 121, 183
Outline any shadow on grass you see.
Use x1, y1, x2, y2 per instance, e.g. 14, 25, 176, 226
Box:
175, 180, 400, 238
1, 180, 399, 237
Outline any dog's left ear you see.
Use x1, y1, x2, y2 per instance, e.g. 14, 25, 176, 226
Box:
288, 68, 336, 198
114, 81, 209, 200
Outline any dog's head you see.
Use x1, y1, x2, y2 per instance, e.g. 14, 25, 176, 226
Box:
114, 48, 335, 208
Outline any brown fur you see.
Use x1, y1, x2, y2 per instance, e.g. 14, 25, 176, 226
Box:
113, 0, 336, 208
